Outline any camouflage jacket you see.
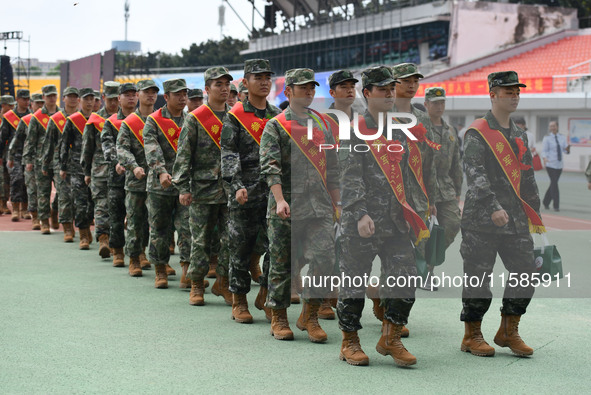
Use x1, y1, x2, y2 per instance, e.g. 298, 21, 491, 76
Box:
0, 109, 30, 159
220, 99, 281, 208
101, 108, 127, 188
430, 118, 463, 202
340, 110, 411, 237
81, 107, 111, 179
393, 104, 437, 214
461, 110, 541, 235
143, 105, 186, 196
172, 102, 229, 204
23, 105, 59, 167
259, 106, 338, 220
117, 109, 149, 193
40, 109, 74, 173
8, 117, 31, 163
59, 112, 89, 174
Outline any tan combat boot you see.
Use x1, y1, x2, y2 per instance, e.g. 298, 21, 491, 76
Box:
11, 202, 20, 222
254, 285, 271, 322
206, 254, 217, 278
40, 218, 51, 234
461, 321, 495, 357
79, 228, 90, 250
139, 250, 151, 270
232, 294, 254, 324
376, 320, 417, 366
296, 301, 328, 343
189, 279, 205, 306
340, 331, 370, 366
98, 234, 110, 259
249, 254, 263, 283
165, 263, 176, 276
211, 274, 232, 305
493, 314, 534, 356
154, 264, 168, 289
22, 202, 31, 219
50, 209, 59, 230
0, 199, 10, 214
87, 228, 93, 244
113, 248, 125, 267
270, 309, 294, 340
63, 223, 74, 243
179, 262, 191, 289
366, 286, 384, 321
31, 211, 41, 230
318, 299, 336, 320
128, 256, 143, 277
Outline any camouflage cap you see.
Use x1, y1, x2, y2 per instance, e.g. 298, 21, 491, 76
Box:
244, 59, 273, 75
0, 95, 16, 105
16, 89, 30, 99
328, 69, 359, 88
42, 84, 58, 96
93, 90, 101, 99
63, 86, 80, 97
488, 71, 526, 89
204, 67, 233, 82
230, 84, 238, 94
79, 87, 95, 98
188, 88, 203, 98
103, 81, 121, 99
424, 87, 446, 102
285, 68, 319, 86
238, 81, 248, 93
391, 63, 424, 79
31, 93, 44, 102
361, 66, 398, 88
136, 79, 159, 92
119, 82, 138, 94
163, 78, 188, 93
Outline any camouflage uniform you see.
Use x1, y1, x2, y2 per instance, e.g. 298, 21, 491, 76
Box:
1, 106, 30, 204
460, 72, 540, 322
172, 97, 230, 281
8, 114, 37, 212
260, 78, 339, 309
144, 100, 190, 267
425, 87, 463, 249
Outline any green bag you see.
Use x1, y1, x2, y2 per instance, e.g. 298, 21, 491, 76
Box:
415, 249, 429, 281
425, 216, 446, 267
533, 234, 563, 280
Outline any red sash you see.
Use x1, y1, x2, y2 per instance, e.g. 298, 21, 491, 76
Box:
469, 118, 545, 233
50, 111, 68, 134
322, 114, 341, 146
21, 113, 33, 128
275, 110, 329, 189
105, 113, 123, 133
123, 112, 146, 147
191, 104, 223, 149
32, 109, 50, 131
149, 108, 181, 152
68, 112, 88, 135
87, 113, 106, 133
358, 117, 429, 243
228, 101, 268, 145
3, 110, 21, 129
406, 141, 428, 205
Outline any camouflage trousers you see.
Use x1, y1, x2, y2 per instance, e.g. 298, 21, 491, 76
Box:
147, 193, 190, 266
90, 178, 109, 240
460, 230, 536, 322
254, 226, 270, 288
228, 204, 267, 294
124, 191, 149, 258
56, 170, 73, 223
24, 166, 37, 212
108, 186, 126, 249
0, 163, 8, 200
70, 173, 91, 229
435, 199, 461, 250
337, 233, 417, 332
187, 203, 229, 281
7, 161, 27, 203
35, 167, 58, 220
267, 216, 335, 310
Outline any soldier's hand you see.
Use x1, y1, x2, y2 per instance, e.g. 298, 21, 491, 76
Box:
116, 163, 126, 175
236, 188, 248, 205
7, 160, 14, 169
133, 167, 146, 180
26, 163, 33, 172
429, 205, 437, 217
159, 173, 172, 189
179, 193, 192, 206
85, 176, 91, 185
276, 199, 290, 219
491, 209, 509, 227
358, 214, 375, 238
42, 170, 48, 176
60, 170, 67, 180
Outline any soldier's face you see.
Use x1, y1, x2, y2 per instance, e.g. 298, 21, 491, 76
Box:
330, 81, 356, 106
396, 76, 420, 99
63, 94, 80, 109
139, 88, 158, 107
238, 92, 248, 102
226, 92, 238, 107
16, 97, 30, 110
165, 89, 188, 112
32, 101, 43, 112
93, 98, 101, 111
120, 91, 138, 111
288, 83, 315, 108
206, 77, 231, 102
491, 86, 520, 113
364, 83, 396, 113
1, 104, 13, 114
244, 73, 271, 98
81, 95, 94, 113
44, 94, 58, 107
105, 97, 119, 114
425, 99, 445, 118
188, 97, 203, 112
